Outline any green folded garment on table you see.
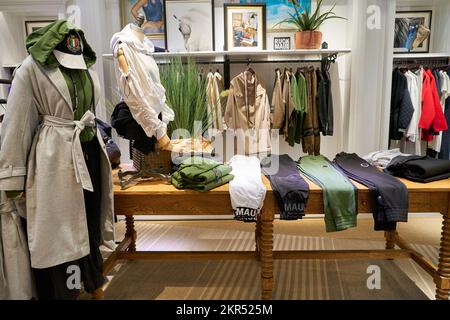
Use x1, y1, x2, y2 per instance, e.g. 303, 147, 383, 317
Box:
297, 155, 357, 233
171, 157, 234, 192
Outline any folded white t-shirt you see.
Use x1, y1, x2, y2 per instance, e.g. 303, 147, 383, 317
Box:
229, 155, 266, 222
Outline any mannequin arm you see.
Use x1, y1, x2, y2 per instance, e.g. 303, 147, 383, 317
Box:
117, 48, 129, 75
157, 134, 171, 150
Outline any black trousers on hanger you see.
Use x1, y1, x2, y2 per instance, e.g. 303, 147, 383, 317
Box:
33, 138, 104, 300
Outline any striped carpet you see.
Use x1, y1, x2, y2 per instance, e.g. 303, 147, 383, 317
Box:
96, 221, 442, 300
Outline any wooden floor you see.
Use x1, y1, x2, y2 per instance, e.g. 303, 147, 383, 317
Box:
92, 215, 444, 300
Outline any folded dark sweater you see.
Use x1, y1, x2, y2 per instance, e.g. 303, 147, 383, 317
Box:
385, 155, 450, 183
262, 154, 309, 220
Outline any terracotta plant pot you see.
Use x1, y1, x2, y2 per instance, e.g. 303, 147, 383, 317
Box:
294, 31, 323, 49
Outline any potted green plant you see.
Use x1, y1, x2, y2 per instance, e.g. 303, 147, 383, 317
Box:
275, 0, 346, 49
160, 57, 212, 138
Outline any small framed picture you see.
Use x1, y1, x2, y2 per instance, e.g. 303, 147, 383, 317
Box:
224, 4, 266, 51
120, 0, 166, 48
273, 36, 291, 50
164, 0, 215, 52
25, 20, 55, 37
394, 11, 432, 54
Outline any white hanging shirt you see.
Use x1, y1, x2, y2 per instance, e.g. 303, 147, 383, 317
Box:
110, 24, 174, 139
404, 71, 420, 143
229, 155, 266, 222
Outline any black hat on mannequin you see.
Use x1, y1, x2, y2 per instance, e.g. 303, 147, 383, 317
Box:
53, 30, 87, 70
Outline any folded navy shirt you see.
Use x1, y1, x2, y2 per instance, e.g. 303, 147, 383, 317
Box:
385, 155, 450, 183
262, 154, 309, 220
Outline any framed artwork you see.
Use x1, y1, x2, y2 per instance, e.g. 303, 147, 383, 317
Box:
224, 4, 266, 51
394, 11, 432, 54
273, 36, 291, 50
25, 20, 56, 37
120, 0, 166, 48
237, 0, 312, 32
164, 0, 215, 52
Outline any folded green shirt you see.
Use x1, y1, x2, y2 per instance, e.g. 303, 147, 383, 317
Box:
172, 157, 234, 192
172, 172, 234, 192
178, 159, 232, 185
298, 155, 357, 232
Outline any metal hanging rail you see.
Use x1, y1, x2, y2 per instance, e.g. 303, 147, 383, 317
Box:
103, 49, 350, 88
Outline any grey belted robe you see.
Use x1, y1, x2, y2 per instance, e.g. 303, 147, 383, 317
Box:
0, 55, 115, 269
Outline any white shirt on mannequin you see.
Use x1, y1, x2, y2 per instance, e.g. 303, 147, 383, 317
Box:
110, 24, 174, 140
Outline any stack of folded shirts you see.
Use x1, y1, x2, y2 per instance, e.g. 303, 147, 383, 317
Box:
385, 155, 450, 183
171, 156, 234, 192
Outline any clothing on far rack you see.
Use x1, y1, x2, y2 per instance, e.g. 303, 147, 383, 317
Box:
298, 155, 357, 233
206, 71, 224, 131
224, 70, 271, 154
420, 69, 447, 141
363, 148, 411, 169
433, 69, 442, 98
390, 68, 415, 141
229, 155, 266, 222
333, 153, 408, 231
171, 156, 234, 192
271, 69, 285, 130
385, 155, 450, 183
286, 71, 306, 147
439, 69, 450, 160
428, 69, 450, 153
262, 154, 309, 220
302, 67, 321, 156
317, 68, 334, 136
281, 69, 295, 136
404, 71, 421, 144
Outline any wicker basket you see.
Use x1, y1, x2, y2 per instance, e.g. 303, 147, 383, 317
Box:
131, 146, 173, 176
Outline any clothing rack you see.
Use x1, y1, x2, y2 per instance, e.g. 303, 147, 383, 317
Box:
393, 57, 449, 69
156, 53, 339, 89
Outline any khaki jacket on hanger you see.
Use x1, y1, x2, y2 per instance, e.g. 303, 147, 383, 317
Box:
206, 72, 225, 131
0, 56, 115, 269
271, 69, 284, 130
224, 71, 271, 154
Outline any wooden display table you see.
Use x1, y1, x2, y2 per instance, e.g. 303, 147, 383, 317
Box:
103, 169, 450, 300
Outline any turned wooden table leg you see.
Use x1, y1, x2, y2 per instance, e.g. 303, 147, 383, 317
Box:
384, 230, 397, 250
260, 209, 274, 300
125, 215, 137, 252
255, 213, 262, 260
91, 288, 105, 300
435, 213, 450, 300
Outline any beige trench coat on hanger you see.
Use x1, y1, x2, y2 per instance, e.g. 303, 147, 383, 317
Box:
0, 56, 115, 269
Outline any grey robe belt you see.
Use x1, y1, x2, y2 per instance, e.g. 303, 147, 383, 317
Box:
41, 111, 96, 192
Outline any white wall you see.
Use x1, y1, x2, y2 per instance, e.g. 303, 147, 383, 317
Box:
345, 0, 396, 155
431, 0, 450, 53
